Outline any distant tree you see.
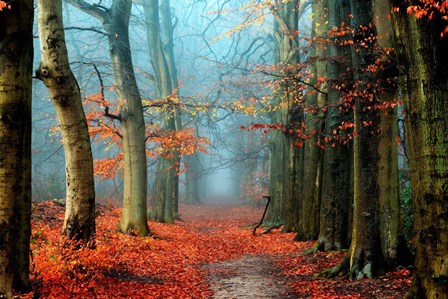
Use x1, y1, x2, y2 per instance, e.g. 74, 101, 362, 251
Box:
391, 0, 448, 297
0, 0, 33, 295
36, 0, 96, 243
143, 0, 182, 223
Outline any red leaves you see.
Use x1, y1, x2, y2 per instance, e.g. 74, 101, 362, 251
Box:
27, 202, 411, 298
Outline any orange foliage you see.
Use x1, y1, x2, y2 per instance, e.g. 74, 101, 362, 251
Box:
0, 1, 10, 10
26, 201, 412, 298
396, 0, 448, 37
83, 92, 209, 179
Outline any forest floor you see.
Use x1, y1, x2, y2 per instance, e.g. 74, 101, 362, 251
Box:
26, 200, 412, 298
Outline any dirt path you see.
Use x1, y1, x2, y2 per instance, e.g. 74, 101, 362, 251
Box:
206, 254, 294, 299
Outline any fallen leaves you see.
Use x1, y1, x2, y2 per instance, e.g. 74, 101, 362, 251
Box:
26, 201, 411, 298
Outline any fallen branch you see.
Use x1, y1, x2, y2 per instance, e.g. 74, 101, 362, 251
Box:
252, 195, 271, 236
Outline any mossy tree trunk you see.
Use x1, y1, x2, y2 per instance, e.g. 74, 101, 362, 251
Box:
373, 0, 409, 266
390, 0, 448, 297
348, 0, 385, 278
37, 0, 96, 243
0, 0, 33, 295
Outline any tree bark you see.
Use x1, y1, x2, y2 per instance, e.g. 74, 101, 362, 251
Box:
373, 0, 409, 266
144, 0, 181, 223
266, 0, 300, 229
0, 0, 33, 295
348, 0, 385, 278
297, 0, 328, 241
317, 0, 352, 251
390, 1, 448, 297
37, 0, 96, 243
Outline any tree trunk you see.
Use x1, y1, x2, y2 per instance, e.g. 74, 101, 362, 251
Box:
390, 1, 448, 297
144, 0, 180, 223
37, 0, 96, 243
266, 0, 300, 228
185, 154, 201, 204
373, 0, 409, 266
348, 0, 385, 278
317, 0, 352, 251
297, 0, 328, 241
108, 1, 149, 236
67, 0, 150, 236
0, 0, 33, 295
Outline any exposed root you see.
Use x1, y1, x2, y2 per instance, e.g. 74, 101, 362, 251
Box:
318, 256, 350, 278
261, 224, 284, 235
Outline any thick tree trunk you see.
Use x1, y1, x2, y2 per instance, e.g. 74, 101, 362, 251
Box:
390, 1, 448, 297
348, 0, 385, 278
374, 0, 409, 266
37, 0, 96, 243
0, 0, 33, 295
317, 0, 352, 251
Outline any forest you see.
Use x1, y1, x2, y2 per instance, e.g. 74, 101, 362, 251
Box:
0, 0, 447, 298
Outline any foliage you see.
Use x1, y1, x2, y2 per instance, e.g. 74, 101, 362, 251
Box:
24, 200, 411, 298
83, 93, 209, 179
0, 1, 10, 10
400, 0, 448, 37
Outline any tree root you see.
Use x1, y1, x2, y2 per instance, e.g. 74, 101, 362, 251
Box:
318, 256, 350, 278
260, 224, 284, 234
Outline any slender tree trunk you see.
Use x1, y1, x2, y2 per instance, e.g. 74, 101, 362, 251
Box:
144, 0, 180, 223
266, 0, 300, 228
37, 0, 96, 243
317, 0, 352, 251
390, 1, 448, 297
67, 0, 150, 236
108, 1, 149, 236
185, 154, 201, 204
160, 0, 182, 217
297, 0, 328, 241
0, 0, 33, 295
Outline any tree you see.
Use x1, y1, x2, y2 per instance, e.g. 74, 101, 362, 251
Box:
265, 0, 301, 228
143, 0, 182, 223
390, 0, 448, 297
296, 0, 328, 241
316, 0, 353, 251
374, 0, 409, 266
67, 0, 150, 236
36, 0, 96, 243
0, 0, 33, 295
347, 0, 385, 279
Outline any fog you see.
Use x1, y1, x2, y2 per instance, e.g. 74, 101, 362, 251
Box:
30, 0, 309, 206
